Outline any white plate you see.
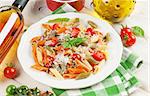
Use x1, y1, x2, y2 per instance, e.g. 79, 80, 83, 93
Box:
17, 12, 123, 89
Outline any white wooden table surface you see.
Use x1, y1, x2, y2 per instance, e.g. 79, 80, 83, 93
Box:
0, 0, 149, 96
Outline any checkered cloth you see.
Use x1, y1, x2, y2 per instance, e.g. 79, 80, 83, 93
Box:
49, 4, 143, 96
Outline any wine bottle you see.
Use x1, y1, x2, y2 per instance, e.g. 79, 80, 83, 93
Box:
0, 0, 29, 64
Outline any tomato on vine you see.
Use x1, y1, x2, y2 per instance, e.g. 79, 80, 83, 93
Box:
4, 63, 17, 79
120, 25, 136, 47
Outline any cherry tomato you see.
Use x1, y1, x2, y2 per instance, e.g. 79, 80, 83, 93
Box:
86, 28, 96, 35
4, 67, 17, 79
71, 27, 80, 37
72, 54, 81, 60
52, 24, 60, 30
92, 51, 105, 61
120, 27, 136, 47
49, 37, 58, 47
6, 85, 16, 95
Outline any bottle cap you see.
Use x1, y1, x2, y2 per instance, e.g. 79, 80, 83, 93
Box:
12, 0, 29, 11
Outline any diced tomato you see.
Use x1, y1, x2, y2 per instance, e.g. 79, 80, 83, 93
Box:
51, 37, 58, 41
45, 56, 54, 68
47, 56, 54, 62
52, 24, 60, 30
45, 63, 51, 68
71, 27, 80, 37
72, 53, 81, 60
92, 51, 105, 61
86, 28, 96, 35
49, 37, 58, 47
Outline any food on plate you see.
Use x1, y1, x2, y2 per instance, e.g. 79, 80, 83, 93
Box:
31, 18, 111, 80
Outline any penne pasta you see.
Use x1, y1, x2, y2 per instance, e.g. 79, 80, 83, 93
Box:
36, 47, 43, 66
63, 74, 77, 79
75, 59, 90, 72
75, 72, 91, 80
32, 65, 48, 71
50, 68, 64, 80
32, 45, 40, 66
31, 36, 41, 42
93, 65, 101, 74
38, 40, 46, 46
40, 46, 48, 64
42, 24, 51, 31
82, 59, 93, 70
68, 68, 86, 74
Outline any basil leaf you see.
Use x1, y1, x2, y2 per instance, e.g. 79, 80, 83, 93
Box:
63, 42, 71, 48
69, 38, 86, 46
132, 26, 144, 37
48, 18, 70, 23
62, 38, 87, 48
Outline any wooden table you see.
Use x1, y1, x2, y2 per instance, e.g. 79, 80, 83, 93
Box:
0, 0, 149, 96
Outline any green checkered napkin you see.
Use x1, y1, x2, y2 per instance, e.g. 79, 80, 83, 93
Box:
49, 4, 143, 96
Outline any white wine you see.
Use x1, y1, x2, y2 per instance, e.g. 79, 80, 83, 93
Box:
0, 0, 29, 64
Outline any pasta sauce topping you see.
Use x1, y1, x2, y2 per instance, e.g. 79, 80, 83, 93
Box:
31, 18, 111, 80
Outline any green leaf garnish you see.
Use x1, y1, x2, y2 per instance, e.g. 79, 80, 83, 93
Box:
6, 63, 14, 67
62, 37, 87, 48
63, 42, 72, 48
132, 26, 144, 37
48, 18, 70, 23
